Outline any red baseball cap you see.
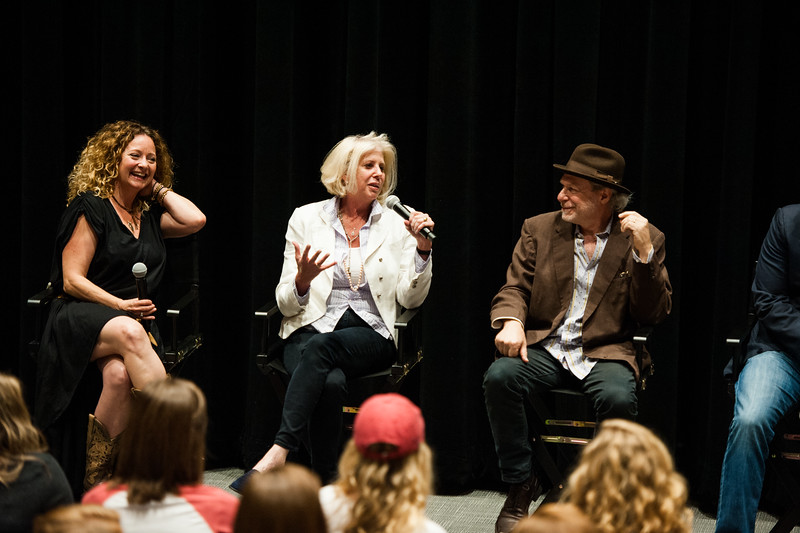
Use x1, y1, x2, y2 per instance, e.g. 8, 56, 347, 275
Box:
353, 393, 425, 461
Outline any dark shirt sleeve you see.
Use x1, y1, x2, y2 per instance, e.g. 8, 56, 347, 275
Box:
750, 207, 800, 362
0, 454, 74, 533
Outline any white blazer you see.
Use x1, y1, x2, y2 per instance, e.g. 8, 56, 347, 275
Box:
276, 199, 433, 341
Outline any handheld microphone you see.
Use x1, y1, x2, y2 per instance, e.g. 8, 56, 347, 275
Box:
132, 262, 150, 332
386, 195, 436, 241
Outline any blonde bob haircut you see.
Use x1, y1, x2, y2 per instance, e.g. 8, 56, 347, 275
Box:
0, 372, 48, 486
334, 438, 433, 533
66, 120, 175, 211
561, 419, 692, 533
111, 378, 207, 505
319, 131, 397, 203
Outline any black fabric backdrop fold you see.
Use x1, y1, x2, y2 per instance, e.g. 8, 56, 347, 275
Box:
8, 0, 800, 512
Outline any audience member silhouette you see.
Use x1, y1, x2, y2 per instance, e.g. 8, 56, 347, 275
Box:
234, 463, 326, 533
0, 372, 73, 533
561, 419, 692, 533
319, 393, 447, 533
511, 503, 598, 533
82, 378, 238, 532
33, 504, 122, 533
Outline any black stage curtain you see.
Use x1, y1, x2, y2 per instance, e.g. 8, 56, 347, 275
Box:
8, 0, 800, 512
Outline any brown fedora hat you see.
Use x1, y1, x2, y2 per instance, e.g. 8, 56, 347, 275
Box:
553, 143, 631, 194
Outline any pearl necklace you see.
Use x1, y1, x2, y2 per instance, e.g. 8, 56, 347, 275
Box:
338, 211, 364, 291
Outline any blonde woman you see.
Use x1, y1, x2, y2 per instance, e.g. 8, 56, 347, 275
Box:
561, 419, 692, 533
320, 393, 446, 533
233, 132, 434, 490
0, 373, 73, 533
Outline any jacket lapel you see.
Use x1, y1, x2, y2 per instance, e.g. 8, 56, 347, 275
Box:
584, 219, 631, 320
311, 202, 337, 285
363, 207, 389, 261
553, 218, 576, 312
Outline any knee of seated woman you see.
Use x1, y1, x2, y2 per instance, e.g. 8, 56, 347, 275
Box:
321, 370, 347, 395
112, 317, 152, 348
101, 359, 131, 388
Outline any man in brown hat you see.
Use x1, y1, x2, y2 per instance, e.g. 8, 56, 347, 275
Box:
483, 143, 672, 533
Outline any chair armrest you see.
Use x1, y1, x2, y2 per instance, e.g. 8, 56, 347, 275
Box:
255, 300, 283, 356
632, 326, 654, 391
395, 306, 420, 329
726, 327, 750, 347
166, 286, 199, 317
725, 315, 756, 390
27, 284, 56, 360
27, 284, 55, 308
394, 306, 423, 372
632, 326, 653, 346
255, 300, 281, 320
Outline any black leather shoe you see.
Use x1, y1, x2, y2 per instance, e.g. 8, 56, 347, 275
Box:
495, 472, 544, 533
229, 469, 257, 494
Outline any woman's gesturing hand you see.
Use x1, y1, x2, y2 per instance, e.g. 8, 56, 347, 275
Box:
293, 241, 337, 296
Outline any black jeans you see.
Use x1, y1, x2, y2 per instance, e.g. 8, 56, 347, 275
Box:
275, 309, 396, 482
483, 345, 637, 483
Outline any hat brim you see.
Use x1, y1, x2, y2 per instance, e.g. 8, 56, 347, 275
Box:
553, 164, 632, 195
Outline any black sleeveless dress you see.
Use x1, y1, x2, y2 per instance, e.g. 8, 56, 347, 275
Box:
34, 193, 166, 430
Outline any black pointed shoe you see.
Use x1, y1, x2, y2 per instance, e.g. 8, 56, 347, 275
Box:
229, 469, 257, 494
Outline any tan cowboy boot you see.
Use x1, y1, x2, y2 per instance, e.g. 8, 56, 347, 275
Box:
83, 414, 122, 491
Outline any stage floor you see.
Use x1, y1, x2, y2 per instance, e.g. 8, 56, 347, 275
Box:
203, 467, 797, 533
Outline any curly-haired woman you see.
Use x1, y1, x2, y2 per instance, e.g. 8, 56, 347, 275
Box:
561, 419, 692, 533
35, 120, 206, 491
320, 393, 446, 533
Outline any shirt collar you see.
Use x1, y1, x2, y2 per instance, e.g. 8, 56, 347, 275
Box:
575, 218, 613, 239
325, 197, 384, 224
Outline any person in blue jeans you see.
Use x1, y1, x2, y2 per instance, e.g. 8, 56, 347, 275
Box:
716, 205, 800, 532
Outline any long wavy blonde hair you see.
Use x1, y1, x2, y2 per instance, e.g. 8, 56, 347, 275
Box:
334, 438, 433, 533
0, 373, 48, 486
66, 120, 174, 211
561, 419, 692, 533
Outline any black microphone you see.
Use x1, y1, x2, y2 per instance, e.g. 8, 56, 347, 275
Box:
386, 195, 436, 241
132, 262, 150, 332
